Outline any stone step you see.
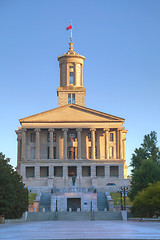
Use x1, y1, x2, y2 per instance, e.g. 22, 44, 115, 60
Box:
27, 211, 122, 221
39, 193, 51, 212
97, 192, 108, 211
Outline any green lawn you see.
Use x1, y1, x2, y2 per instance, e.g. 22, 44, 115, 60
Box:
110, 192, 132, 206
28, 193, 37, 205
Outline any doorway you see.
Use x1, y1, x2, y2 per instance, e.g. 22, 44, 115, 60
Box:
67, 198, 81, 211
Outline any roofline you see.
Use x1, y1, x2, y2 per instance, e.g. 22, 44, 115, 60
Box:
19, 104, 125, 123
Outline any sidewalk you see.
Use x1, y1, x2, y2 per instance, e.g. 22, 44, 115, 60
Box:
0, 220, 160, 240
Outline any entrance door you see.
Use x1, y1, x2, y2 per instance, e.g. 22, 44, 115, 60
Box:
67, 198, 81, 211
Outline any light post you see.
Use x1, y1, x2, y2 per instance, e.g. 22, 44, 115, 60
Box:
118, 186, 128, 210
118, 188, 123, 210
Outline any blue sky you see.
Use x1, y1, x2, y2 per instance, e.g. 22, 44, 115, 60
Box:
0, 0, 160, 174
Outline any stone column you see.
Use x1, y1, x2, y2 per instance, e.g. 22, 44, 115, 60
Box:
49, 128, 55, 159
119, 129, 122, 159
21, 128, 27, 160
62, 128, 68, 159
76, 128, 82, 159
35, 128, 41, 159
104, 129, 109, 159
90, 129, 96, 159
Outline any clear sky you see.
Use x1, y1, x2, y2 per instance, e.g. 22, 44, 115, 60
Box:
0, 0, 160, 174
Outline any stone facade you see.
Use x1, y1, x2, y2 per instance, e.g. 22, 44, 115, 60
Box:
16, 38, 129, 192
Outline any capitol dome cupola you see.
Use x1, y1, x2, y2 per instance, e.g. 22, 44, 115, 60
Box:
57, 38, 86, 107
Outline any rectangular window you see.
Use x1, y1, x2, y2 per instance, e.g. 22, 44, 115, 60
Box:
110, 166, 119, 177
53, 147, 56, 159
96, 166, 105, 177
68, 94, 71, 104
68, 93, 75, 104
110, 133, 114, 142
82, 166, 91, 177
54, 166, 63, 177
40, 167, 49, 178
69, 72, 74, 84
72, 93, 75, 104
26, 167, 35, 178
30, 133, 35, 142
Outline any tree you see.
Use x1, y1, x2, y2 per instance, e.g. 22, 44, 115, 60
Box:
130, 131, 160, 171
0, 152, 28, 219
129, 131, 160, 201
131, 182, 160, 217
129, 159, 160, 201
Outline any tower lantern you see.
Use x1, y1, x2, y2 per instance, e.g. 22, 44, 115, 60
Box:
57, 38, 86, 107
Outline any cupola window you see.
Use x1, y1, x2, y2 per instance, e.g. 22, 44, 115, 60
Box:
69, 72, 74, 84
68, 93, 75, 104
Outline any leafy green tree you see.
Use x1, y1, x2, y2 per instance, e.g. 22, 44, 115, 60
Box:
129, 159, 160, 201
131, 182, 160, 217
130, 131, 160, 171
0, 152, 28, 219
129, 131, 160, 201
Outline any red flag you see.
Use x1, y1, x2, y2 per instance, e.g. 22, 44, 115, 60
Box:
66, 23, 72, 30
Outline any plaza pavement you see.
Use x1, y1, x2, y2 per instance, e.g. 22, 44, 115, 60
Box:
0, 220, 160, 240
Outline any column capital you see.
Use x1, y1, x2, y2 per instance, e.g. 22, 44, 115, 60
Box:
117, 128, 123, 131
48, 128, 55, 132
15, 130, 22, 135
90, 128, 96, 132
62, 128, 68, 132
21, 128, 27, 132
76, 128, 82, 132
103, 128, 109, 132
34, 128, 41, 132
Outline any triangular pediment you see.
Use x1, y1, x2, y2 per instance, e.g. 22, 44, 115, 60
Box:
19, 104, 124, 123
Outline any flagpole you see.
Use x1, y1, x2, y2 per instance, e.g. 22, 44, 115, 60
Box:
71, 20, 72, 39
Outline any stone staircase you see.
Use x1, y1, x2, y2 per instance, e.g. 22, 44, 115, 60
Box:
97, 191, 108, 211
39, 193, 51, 212
27, 211, 122, 221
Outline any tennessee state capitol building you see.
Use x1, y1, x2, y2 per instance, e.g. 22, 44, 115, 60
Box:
16, 38, 128, 192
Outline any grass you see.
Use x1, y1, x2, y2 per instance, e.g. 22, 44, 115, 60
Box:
110, 192, 132, 206
28, 193, 37, 205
